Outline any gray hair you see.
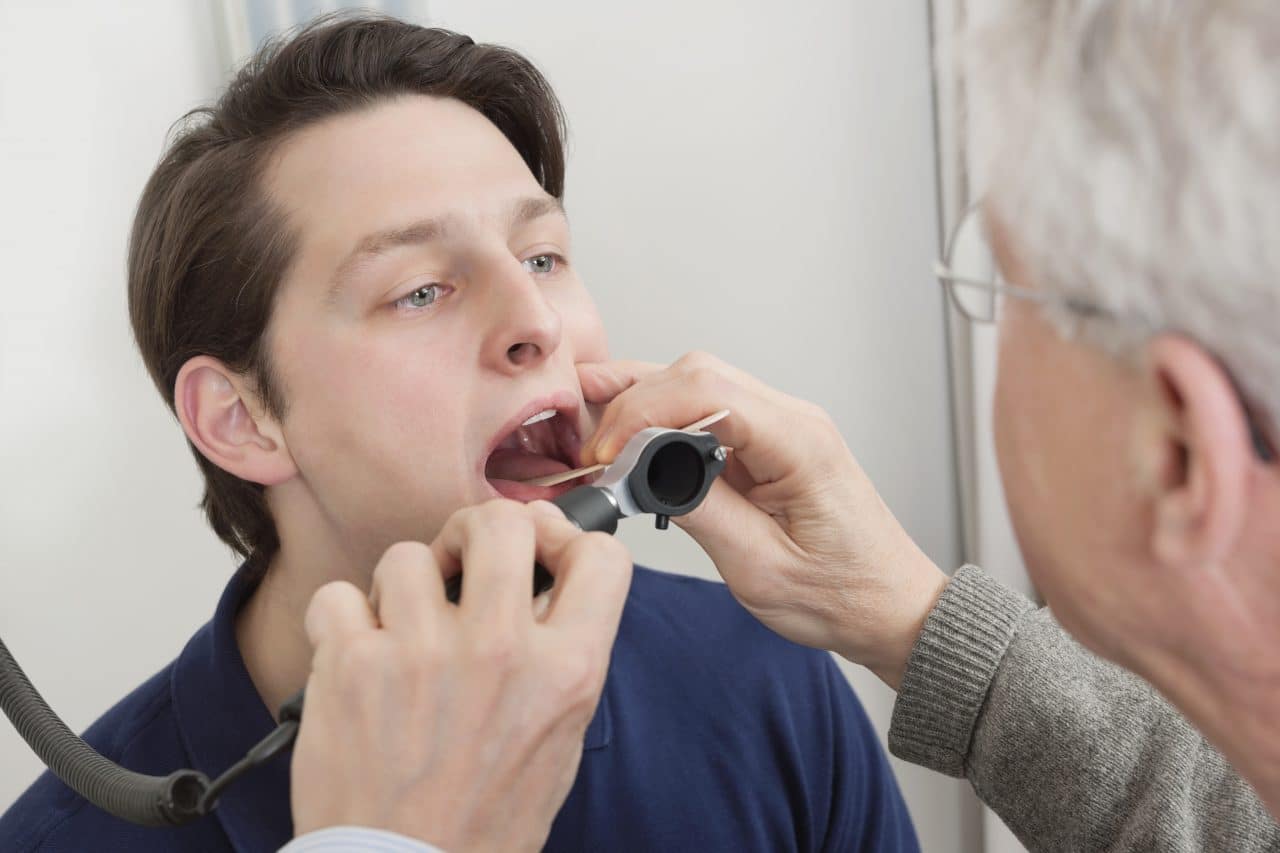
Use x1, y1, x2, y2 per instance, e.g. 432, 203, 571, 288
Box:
962, 0, 1280, 422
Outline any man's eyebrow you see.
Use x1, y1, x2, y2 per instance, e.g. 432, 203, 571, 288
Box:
511, 195, 567, 228
327, 218, 446, 303
324, 195, 566, 303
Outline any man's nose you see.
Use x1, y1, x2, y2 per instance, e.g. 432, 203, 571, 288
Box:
480, 258, 563, 375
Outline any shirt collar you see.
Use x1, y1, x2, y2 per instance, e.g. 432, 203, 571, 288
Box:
171, 562, 612, 851
171, 564, 293, 852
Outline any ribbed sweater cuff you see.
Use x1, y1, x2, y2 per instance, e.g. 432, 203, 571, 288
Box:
887, 565, 1034, 777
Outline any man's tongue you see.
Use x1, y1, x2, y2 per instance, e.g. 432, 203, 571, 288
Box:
485, 419, 570, 483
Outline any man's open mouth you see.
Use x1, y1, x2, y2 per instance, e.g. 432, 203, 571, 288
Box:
484, 405, 583, 495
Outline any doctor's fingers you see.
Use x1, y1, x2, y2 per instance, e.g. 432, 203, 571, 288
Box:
585, 356, 825, 483
369, 540, 454, 646
304, 580, 379, 653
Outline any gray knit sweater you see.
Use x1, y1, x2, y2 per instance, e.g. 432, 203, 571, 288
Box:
887, 565, 1280, 851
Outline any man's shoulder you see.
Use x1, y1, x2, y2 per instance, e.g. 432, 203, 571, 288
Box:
622, 565, 840, 692
0, 661, 226, 852
570, 566, 916, 852
626, 565, 820, 653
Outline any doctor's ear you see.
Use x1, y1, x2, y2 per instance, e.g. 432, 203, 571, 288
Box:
173, 356, 297, 487
1143, 335, 1255, 570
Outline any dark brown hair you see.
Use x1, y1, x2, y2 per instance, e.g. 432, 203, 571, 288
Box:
128, 13, 567, 573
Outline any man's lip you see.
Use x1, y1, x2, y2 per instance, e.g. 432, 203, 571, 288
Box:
481, 389, 585, 475
485, 475, 592, 503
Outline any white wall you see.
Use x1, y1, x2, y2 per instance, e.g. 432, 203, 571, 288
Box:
0, 1, 977, 849
0, 0, 237, 807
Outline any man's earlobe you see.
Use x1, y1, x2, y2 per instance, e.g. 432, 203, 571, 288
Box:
174, 356, 297, 487
1145, 335, 1250, 569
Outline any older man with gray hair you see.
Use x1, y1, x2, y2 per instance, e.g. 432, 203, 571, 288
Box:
574, 0, 1280, 849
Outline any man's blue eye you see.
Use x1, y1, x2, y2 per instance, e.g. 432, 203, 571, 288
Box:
523, 254, 558, 274
397, 285, 441, 310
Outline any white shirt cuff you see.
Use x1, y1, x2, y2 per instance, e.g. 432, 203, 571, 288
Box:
280, 826, 445, 852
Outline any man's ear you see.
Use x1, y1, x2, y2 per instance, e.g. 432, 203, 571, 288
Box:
1144, 334, 1252, 569
174, 355, 297, 487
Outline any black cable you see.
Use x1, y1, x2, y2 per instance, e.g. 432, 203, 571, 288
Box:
196, 720, 299, 814
0, 636, 208, 826
0, 632, 314, 826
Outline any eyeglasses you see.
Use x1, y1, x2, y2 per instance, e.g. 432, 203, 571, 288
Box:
934, 203, 1276, 463
934, 204, 1120, 326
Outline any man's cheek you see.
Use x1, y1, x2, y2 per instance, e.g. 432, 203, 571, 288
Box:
574, 334, 610, 365
992, 368, 1019, 484
558, 289, 610, 360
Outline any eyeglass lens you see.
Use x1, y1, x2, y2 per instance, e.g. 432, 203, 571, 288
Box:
945, 209, 1000, 324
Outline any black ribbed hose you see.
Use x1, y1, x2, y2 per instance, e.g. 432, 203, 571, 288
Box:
0, 484, 633, 827
0, 636, 208, 826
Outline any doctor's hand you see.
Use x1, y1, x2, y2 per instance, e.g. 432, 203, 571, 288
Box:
579, 352, 947, 689
289, 500, 632, 852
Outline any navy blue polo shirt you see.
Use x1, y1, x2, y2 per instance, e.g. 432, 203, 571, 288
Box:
1, 564, 918, 851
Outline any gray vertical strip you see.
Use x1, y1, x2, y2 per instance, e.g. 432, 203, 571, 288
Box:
928, 0, 979, 570
926, 0, 968, 571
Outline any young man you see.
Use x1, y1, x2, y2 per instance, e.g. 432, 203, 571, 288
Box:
0, 15, 917, 851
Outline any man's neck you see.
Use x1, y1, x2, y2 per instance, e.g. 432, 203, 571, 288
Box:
1167, 658, 1280, 820
1140, 557, 1280, 819
234, 562, 310, 719
234, 539, 372, 720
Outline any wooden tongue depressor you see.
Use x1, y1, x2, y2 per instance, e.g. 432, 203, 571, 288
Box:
519, 409, 731, 488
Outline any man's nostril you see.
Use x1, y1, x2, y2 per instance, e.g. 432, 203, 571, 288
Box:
507, 342, 541, 365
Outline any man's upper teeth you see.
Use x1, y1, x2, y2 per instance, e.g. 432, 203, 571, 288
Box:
522, 409, 556, 427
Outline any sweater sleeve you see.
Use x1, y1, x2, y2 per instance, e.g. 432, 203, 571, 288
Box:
887, 565, 1279, 852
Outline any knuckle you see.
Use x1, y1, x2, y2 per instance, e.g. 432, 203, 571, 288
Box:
577, 532, 632, 568
813, 405, 839, 433
796, 399, 824, 421
470, 499, 530, 533
550, 652, 605, 708
389, 645, 436, 683
308, 580, 355, 615
334, 633, 387, 679
372, 543, 430, 592
677, 350, 718, 372
470, 629, 524, 672
789, 402, 837, 445
380, 540, 432, 567
636, 405, 662, 431
688, 366, 725, 396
